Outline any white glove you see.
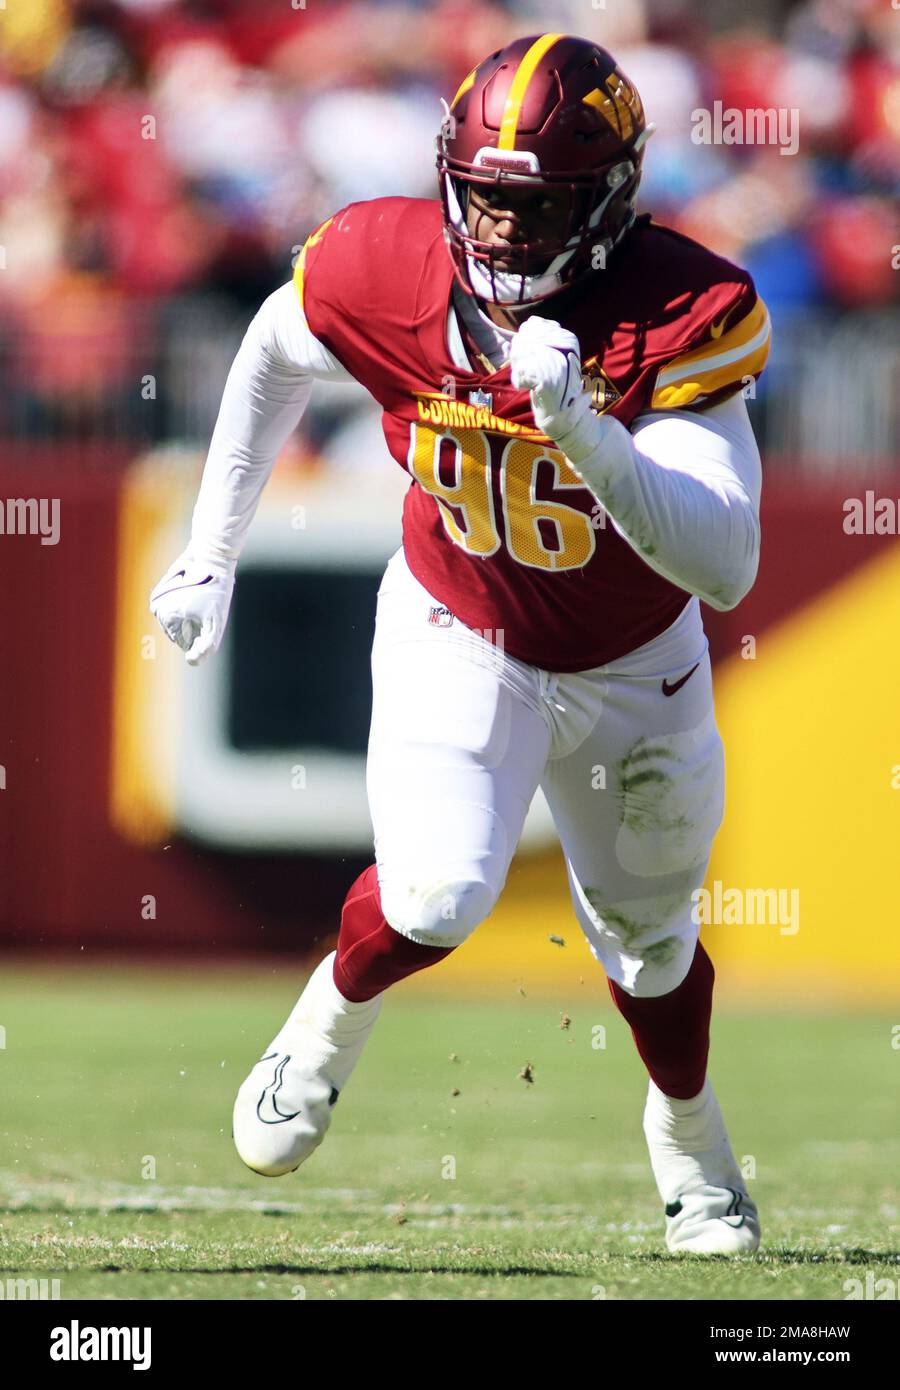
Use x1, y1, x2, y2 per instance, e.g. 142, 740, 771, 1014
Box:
509, 316, 594, 451
149, 547, 236, 666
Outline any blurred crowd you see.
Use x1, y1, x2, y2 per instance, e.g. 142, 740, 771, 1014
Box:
0, 0, 897, 452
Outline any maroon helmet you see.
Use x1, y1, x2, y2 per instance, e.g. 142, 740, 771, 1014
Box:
436, 33, 652, 305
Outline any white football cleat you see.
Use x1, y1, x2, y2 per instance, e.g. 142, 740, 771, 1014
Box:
643, 1077, 761, 1255
663, 1183, 760, 1255
233, 952, 382, 1177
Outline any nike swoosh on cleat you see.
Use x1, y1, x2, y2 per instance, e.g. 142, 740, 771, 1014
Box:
665, 1188, 749, 1227
256, 1053, 301, 1125
661, 663, 700, 697
720, 1187, 747, 1225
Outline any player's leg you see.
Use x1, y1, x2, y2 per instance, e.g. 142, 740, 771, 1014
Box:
541, 600, 759, 1254
233, 549, 551, 1176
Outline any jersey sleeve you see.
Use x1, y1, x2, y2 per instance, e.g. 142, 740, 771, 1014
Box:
271, 271, 355, 381
287, 197, 438, 401
292, 215, 336, 328
291, 208, 369, 364
650, 289, 772, 412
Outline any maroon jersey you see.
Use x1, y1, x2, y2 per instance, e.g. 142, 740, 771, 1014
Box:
293, 197, 769, 671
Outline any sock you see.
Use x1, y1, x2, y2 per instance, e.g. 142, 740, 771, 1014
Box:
333, 864, 454, 1002
607, 939, 714, 1099
275, 951, 382, 1089
643, 1077, 746, 1202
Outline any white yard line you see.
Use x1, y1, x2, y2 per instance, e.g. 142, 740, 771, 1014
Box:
0, 1173, 648, 1223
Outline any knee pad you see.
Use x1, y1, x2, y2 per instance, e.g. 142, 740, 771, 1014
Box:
380, 874, 497, 948
571, 878, 701, 997
604, 929, 698, 998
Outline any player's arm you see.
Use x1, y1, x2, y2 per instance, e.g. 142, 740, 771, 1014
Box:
150, 283, 353, 663
510, 315, 764, 611
574, 392, 761, 611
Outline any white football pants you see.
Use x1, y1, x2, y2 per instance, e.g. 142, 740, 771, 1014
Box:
366, 547, 725, 998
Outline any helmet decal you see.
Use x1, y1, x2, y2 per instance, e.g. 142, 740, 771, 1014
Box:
497, 32, 565, 150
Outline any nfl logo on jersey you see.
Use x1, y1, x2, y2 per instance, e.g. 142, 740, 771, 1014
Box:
428, 605, 454, 627
468, 388, 493, 410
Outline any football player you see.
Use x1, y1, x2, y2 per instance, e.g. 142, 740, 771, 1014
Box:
151, 34, 770, 1255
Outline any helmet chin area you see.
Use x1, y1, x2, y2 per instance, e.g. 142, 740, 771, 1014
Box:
463, 248, 570, 306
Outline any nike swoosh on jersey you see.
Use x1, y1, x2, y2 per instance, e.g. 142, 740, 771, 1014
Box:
661, 663, 700, 696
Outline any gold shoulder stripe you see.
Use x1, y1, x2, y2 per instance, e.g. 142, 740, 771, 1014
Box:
292, 216, 334, 315
651, 299, 772, 410
498, 33, 563, 150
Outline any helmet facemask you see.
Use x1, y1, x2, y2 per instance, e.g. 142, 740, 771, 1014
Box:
438, 146, 647, 306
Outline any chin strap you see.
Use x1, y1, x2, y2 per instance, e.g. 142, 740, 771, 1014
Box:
450, 175, 639, 306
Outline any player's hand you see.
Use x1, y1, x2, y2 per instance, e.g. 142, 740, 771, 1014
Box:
509, 316, 592, 446
149, 547, 236, 666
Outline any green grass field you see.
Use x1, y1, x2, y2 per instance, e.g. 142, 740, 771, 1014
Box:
1, 963, 897, 1300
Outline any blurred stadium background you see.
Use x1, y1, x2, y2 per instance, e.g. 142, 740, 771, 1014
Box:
0, 0, 898, 1012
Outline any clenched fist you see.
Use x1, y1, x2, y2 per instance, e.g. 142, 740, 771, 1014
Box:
149, 547, 236, 666
509, 316, 592, 447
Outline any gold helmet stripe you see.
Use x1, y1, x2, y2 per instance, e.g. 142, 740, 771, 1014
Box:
451, 66, 478, 109
497, 33, 564, 150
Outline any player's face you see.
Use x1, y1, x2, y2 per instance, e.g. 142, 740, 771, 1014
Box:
465, 183, 572, 273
